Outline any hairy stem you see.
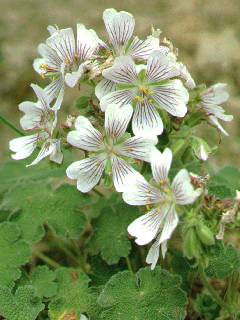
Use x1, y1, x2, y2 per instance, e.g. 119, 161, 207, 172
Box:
199, 266, 232, 315
0, 114, 25, 136
125, 256, 133, 273
35, 251, 61, 269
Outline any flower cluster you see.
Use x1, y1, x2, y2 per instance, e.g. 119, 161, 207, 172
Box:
9, 8, 233, 268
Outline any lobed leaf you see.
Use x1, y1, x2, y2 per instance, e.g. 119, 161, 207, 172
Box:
205, 242, 240, 279
0, 285, 44, 320
0, 222, 31, 288
88, 202, 139, 264
2, 183, 88, 244
98, 267, 187, 320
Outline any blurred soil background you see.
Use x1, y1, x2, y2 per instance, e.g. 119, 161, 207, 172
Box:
0, 0, 239, 167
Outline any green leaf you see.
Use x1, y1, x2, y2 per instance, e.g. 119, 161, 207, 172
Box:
48, 267, 98, 320
88, 202, 138, 264
3, 183, 88, 244
0, 285, 44, 320
208, 166, 240, 199
205, 243, 240, 279
98, 267, 187, 320
0, 160, 68, 195
75, 96, 90, 110
195, 293, 220, 320
0, 222, 31, 288
89, 255, 123, 287
31, 266, 58, 298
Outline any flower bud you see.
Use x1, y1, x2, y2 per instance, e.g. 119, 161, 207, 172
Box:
196, 223, 215, 246
183, 228, 202, 260
191, 137, 211, 161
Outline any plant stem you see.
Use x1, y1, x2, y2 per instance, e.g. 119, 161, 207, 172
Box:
35, 251, 61, 269
125, 256, 133, 273
199, 266, 232, 315
0, 114, 25, 136
93, 188, 104, 197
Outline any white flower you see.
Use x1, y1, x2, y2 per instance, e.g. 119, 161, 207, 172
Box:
33, 24, 101, 108
103, 8, 160, 60
95, 8, 169, 103
9, 84, 62, 166
123, 148, 201, 269
199, 83, 233, 136
97, 52, 189, 136
66, 104, 157, 193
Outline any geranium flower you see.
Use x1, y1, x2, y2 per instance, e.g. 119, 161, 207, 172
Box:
66, 104, 157, 193
33, 24, 101, 108
199, 83, 233, 136
98, 51, 189, 136
95, 8, 170, 102
9, 84, 62, 166
123, 148, 201, 269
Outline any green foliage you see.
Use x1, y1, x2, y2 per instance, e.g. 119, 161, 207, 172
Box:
0, 222, 31, 288
195, 293, 220, 320
3, 183, 88, 244
0, 285, 44, 320
88, 203, 138, 264
208, 166, 240, 199
205, 243, 240, 279
48, 267, 97, 320
98, 267, 187, 320
30, 266, 58, 298
75, 96, 90, 110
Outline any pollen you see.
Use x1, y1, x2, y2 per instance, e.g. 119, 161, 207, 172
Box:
135, 95, 144, 102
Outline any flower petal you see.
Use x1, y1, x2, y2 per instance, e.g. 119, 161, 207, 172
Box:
38, 43, 62, 71
122, 175, 163, 206
47, 28, 75, 63
77, 24, 99, 60
31, 84, 50, 111
66, 156, 106, 193
208, 115, 229, 136
105, 104, 133, 141
118, 136, 157, 162
146, 206, 178, 269
9, 134, 39, 160
49, 139, 63, 164
95, 79, 116, 100
44, 77, 64, 109
150, 148, 172, 183
111, 156, 138, 192
127, 36, 160, 60
19, 101, 42, 130
127, 208, 162, 245
103, 8, 135, 52
65, 62, 87, 88
201, 83, 229, 105
100, 89, 135, 111
27, 140, 55, 167
132, 100, 163, 136
172, 169, 202, 205
102, 56, 138, 84
67, 116, 103, 152
146, 51, 180, 82
152, 79, 188, 117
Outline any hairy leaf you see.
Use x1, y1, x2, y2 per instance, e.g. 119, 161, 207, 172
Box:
3, 183, 88, 244
48, 267, 98, 320
205, 243, 240, 279
208, 166, 240, 199
88, 203, 138, 264
31, 265, 58, 298
98, 267, 187, 320
0, 222, 31, 288
0, 285, 44, 320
